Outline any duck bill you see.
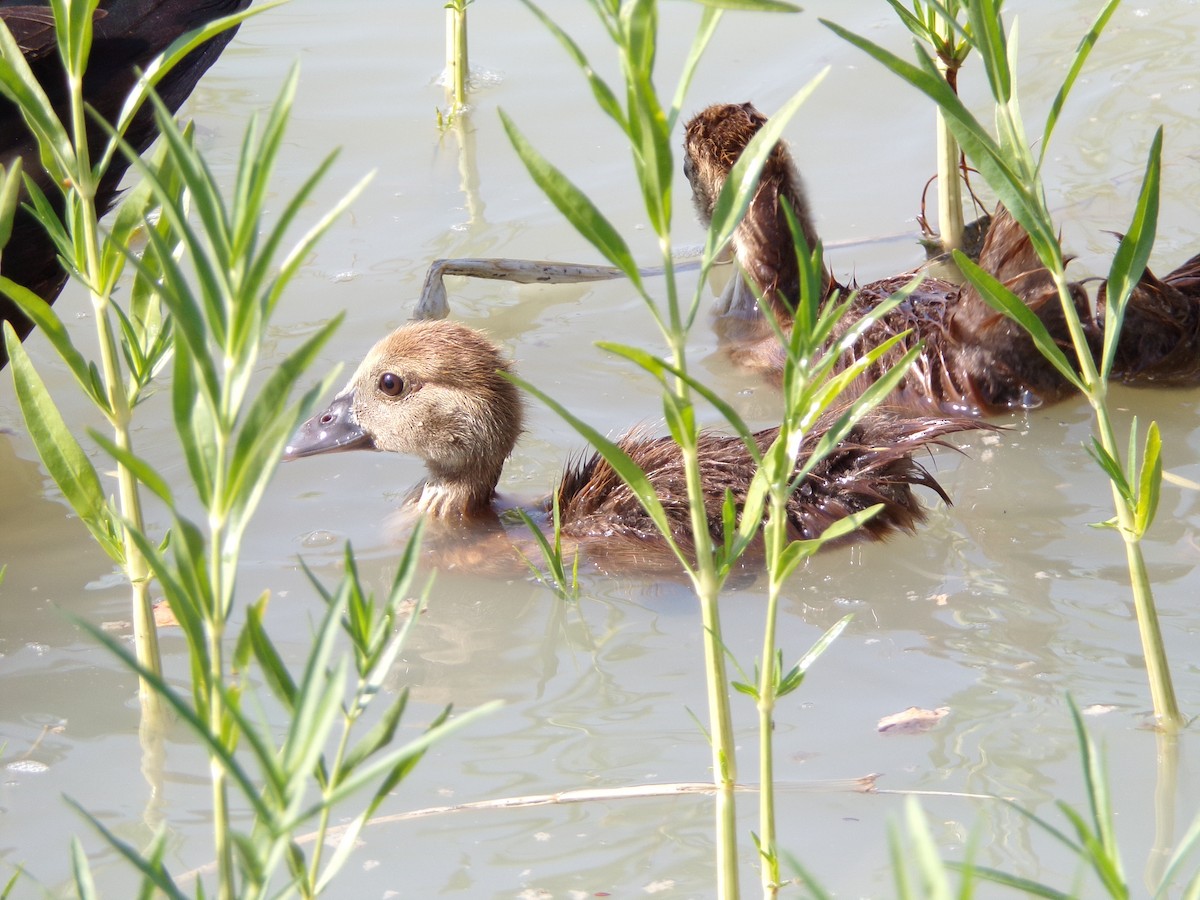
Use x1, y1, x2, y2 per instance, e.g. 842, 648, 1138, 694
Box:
283, 391, 376, 460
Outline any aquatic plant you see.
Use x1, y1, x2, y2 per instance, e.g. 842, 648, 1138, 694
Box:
502, 1, 947, 896
440, 0, 472, 126
828, 0, 1183, 731
0, 0, 265, 707
0, 2, 485, 896
885, 0, 987, 255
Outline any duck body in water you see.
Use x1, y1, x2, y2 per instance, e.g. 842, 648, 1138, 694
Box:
284, 320, 978, 568
0, 0, 253, 367
685, 102, 1200, 415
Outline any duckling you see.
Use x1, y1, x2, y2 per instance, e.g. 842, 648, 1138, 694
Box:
685, 102, 1200, 415
0, 0, 253, 367
284, 320, 978, 564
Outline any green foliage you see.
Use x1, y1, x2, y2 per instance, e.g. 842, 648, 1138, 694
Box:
513, 490, 581, 600
508, 3, 941, 896
0, 1, 481, 895
829, 0, 1182, 731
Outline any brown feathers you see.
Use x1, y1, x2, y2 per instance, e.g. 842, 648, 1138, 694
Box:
288, 320, 973, 562
686, 101, 1200, 415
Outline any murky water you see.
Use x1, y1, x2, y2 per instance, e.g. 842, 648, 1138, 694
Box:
2, 0, 1200, 896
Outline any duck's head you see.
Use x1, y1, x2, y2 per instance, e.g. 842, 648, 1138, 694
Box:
683, 101, 770, 226
684, 101, 826, 317
285, 319, 524, 518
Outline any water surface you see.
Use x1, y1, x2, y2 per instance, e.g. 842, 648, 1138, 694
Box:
2, 1, 1200, 896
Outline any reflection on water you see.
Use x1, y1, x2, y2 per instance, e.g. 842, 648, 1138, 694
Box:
2, 0, 1200, 896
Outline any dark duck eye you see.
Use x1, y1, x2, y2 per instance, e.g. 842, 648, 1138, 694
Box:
378, 372, 404, 396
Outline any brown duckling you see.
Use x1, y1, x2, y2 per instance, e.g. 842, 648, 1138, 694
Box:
685, 102, 1200, 415
284, 320, 978, 564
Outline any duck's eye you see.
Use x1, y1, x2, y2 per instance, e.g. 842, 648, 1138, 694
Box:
378, 372, 404, 397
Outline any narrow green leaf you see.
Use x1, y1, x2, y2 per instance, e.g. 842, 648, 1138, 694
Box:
74, 615, 272, 821
824, 21, 1056, 253
97, 1, 285, 175
965, 0, 1012, 102
731, 680, 759, 698
0, 19, 74, 182
225, 318, 343, 535
795, 614, 852, 675
519, 0, 625, 129
507, 372, 689, 571
0, 276, 104, 408
66, 801, 186, 900
1086, 438, 1132, 503
69, 836, 99, 900
956, 863, 1071, 899
341, 690, 410, 776
702, 73, 827, 282
1039, 0, 1121, 168
1153, 809, 1200, 899
244, 600, 299, 712
500, 109, 644, 291
953, 249, 1084, 390
598, 341, 758, 448
1101, 128, 1161, 379
4, 326, 120, 561
667, 7, 722, 132
0, 156, 23, 252
284, 701, 502, 832
171, 342, 217, 503
265, 168, 374, 320
86, 430, 174, 506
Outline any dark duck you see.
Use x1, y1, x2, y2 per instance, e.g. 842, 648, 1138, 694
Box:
284, 320, 979, 567
0, 0, 253, 368
684, 101, 1200, 416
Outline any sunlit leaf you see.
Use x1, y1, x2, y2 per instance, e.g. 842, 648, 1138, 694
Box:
4, 326, 121, 562
1100, 129, 1161, 379
507, 372, 689, 572
953, 249, 1084, 391
1134, 422, 1162, 541
500, 109, 644, 293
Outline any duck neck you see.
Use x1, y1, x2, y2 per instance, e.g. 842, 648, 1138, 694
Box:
413, 461, 502, 521
734, 169, 832, 320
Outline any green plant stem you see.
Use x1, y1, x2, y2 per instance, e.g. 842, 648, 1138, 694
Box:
935, 107, 963, 255
1044, 268, 1184, 732
307, 708, 358, 891
697, 562, 740, 899
661, 252, 739, 896
445, 1, 468, 113
1115, 494, 1183, 730
934, 97, 963, 254
66, 67, 164, 702
207, 619, 233, 900
756, 497, 788, 898
207, 423, 234, 898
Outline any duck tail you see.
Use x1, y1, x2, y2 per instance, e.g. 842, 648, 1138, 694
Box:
790, 412, 984, 544
1101, 250, 1200, 384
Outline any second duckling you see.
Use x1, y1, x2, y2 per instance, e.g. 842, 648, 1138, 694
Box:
684, 101, 1200, 415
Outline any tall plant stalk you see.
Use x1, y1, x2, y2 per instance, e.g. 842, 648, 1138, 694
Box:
0, 0, 265, 709
826, 0, 1184, 730
444, 0, 471, 120
508, 4, 939, 895
887, 0, 978, 256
